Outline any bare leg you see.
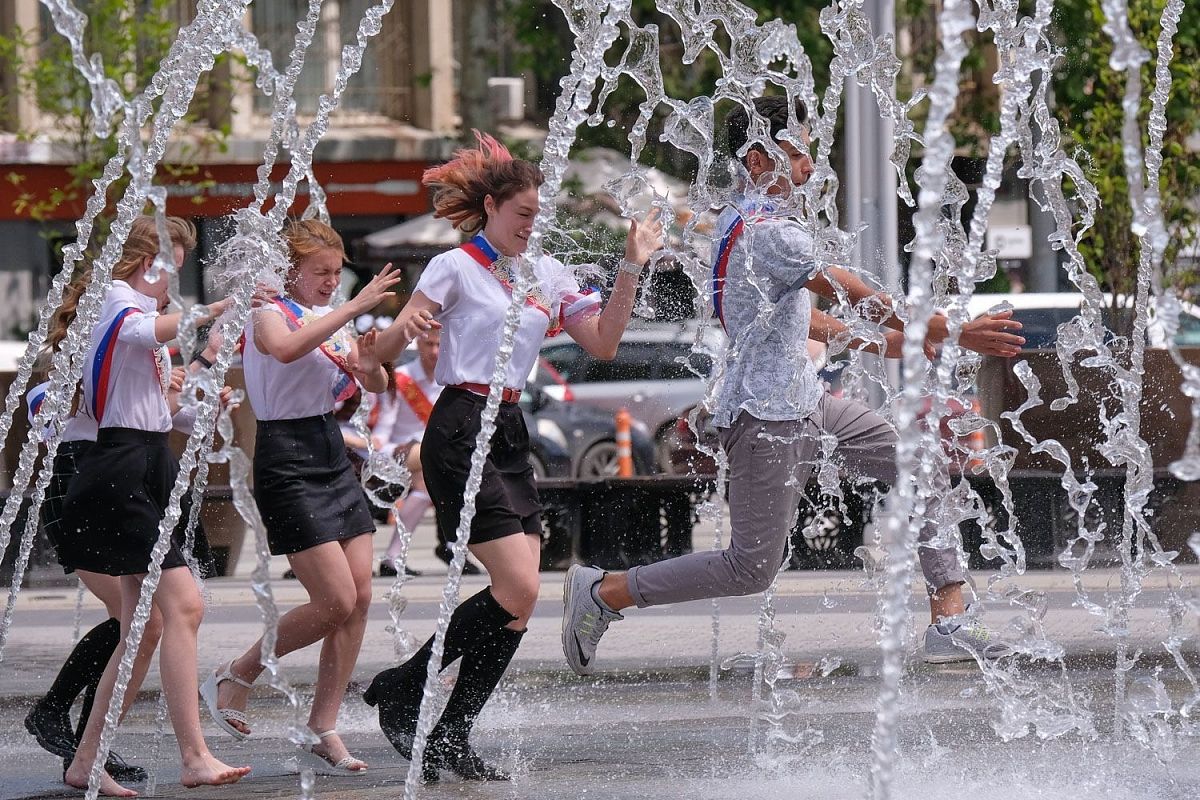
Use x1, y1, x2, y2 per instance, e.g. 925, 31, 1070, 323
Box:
215, 539, 363, 733
929, 582, 966, 624
305, 534, 373, 770
149, 567, 250, 788
77, 571, 163, 718
468, 533, 540, 630
64, 575, 169, 797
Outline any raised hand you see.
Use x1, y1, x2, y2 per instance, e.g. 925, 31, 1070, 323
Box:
351, 263, 405, 313
623, 208, 665, 268
399, 306, 441, 342
356, 329, 382, 374
958, 310, 1025, 357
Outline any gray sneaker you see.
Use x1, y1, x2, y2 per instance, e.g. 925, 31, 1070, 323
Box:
561, 564, 622, 676
923, 622, 1014, 664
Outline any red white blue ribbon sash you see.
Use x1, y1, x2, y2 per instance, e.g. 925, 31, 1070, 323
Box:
90, 307, 139, 422
459, 234, 563, 337
272, 296, 358, 402
712, 217, 745, 332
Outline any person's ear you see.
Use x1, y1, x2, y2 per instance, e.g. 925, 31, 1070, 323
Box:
483, 194, 497, 218
744, 148, 764, 178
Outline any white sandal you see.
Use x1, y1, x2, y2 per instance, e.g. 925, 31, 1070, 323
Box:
287, 730, 368, 776
198, 661, 253, 741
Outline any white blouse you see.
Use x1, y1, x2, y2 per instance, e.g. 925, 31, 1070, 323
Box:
27, 381, 98, 443
243, 302, 351, 421
80, 281, 172, 433
380, 361, 443, 447
415, 237, 600, 390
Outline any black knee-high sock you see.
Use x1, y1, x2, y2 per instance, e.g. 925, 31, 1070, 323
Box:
429, 626, 524, 749
41, 618, 119, 717
75, 684, 96, 744
368, 587, 515, 755
370, 587, 515, 697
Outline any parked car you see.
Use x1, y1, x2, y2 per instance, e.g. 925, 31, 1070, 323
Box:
540, 321, 724, 470
520, 380, 657, 479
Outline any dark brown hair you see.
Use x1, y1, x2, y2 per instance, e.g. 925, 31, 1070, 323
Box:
725, 96, 809, 166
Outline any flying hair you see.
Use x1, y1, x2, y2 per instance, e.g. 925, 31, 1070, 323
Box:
422, 130, 543, 235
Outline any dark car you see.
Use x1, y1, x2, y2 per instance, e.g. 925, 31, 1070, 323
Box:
521, 380, 657, 479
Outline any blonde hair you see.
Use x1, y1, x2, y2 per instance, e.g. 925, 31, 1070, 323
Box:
112, 214, 198, 282
47, 214, 196, 352
282, 219, 346, 285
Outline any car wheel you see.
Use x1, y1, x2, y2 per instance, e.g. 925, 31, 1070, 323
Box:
529, 451, 549, 480
578, 440, 623, 478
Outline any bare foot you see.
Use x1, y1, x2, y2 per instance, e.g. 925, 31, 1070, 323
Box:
63, 763, 138, 798
312, 730, 368, 771
180, 752, 251, 788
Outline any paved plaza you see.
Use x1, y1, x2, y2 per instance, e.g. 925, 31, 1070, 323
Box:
2, 522, 1198, 799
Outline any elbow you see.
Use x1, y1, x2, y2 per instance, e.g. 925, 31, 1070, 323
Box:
274, 348, 302, 364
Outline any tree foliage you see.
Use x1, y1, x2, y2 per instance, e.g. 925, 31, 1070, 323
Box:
0, 1, 229, 222
1049, 0, 1200, 304
507, 0, 832, 177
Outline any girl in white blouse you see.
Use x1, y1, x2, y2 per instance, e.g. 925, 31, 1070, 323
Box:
200, 220, 400, 776
60, 215, 249, 796
363, 132, 661, 782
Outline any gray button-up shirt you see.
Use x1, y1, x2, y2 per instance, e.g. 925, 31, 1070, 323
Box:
709, 205, 822, 429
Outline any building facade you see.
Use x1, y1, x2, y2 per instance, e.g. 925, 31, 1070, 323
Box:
0, 0, 460, 335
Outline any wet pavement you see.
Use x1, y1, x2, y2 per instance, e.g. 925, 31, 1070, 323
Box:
2, 523, 1198, 799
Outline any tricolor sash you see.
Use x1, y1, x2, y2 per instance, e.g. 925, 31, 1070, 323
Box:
28, 381, 47, 422
395, 371, 434, 424
711, 217, 745, 332
459, 234, 562, 336
272, 296, 359, 403
90, 307, 139, 422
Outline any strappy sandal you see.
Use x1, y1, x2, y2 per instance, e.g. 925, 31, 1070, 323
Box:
198, 661, 253, 741
287, 730, 368, 776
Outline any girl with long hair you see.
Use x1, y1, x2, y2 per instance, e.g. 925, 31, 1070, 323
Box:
365, 132, 662, 782
59, 215, 249, 797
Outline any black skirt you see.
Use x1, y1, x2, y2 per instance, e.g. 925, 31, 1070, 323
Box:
253, 413, 375, 556
41, 440, 93, 574
59, 428, 190, 576
421, 387, 543, 545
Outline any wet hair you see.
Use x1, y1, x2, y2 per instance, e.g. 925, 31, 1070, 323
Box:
112, 214, 197, 282
422, 130, 544, 235
282, 218, 346, 265
49, 215, 196, 352
725, 96, 809, 166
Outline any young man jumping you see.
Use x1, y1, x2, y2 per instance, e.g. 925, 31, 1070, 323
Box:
562, 96, 1025, 672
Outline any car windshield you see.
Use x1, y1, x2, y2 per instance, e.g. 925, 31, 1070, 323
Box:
1008, 305, 1200, 349
541, 342, 712, 382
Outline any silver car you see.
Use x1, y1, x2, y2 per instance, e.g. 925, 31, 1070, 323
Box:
540, 322, 724, 470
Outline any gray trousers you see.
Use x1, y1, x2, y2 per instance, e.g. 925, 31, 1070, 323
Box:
626, 393, 965, 608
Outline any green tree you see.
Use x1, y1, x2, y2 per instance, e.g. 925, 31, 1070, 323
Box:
1050, 0, 1200, 312
507, 0, 833, 177
0, 1, 230, 223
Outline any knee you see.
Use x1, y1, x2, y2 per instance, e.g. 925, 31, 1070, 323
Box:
725, 552, 778, 596
496, 576, 540, 623
317, 587, 358, 627
352, 580, 373, 619
176, 593, 205, 631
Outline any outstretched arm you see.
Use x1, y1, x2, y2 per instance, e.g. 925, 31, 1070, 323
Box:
565, 211, 664, 360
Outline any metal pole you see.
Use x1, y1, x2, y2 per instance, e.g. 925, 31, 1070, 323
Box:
845, 0, 900, 400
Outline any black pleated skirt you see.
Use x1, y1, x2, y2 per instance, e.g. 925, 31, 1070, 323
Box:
59, 428, 190, 576
41, 440, 92, 574
253, 413, 375, 556
421, 387, 543, 544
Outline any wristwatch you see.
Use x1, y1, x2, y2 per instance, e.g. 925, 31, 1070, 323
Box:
191, 353, 214, 369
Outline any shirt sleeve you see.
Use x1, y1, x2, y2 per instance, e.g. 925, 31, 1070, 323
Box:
414, 252, 459, 312
751, 219, 818, 288
171, 405, 197, 434
544, 256, 602, 329
116, 309, 163, 349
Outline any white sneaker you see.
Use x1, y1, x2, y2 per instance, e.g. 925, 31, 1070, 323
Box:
561, 564, 622, 676
923, 621, 1014, 664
